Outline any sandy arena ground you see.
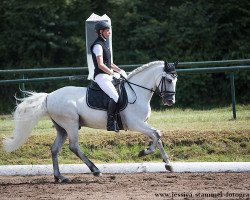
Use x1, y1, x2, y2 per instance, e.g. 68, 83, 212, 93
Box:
0, 172, 249, 200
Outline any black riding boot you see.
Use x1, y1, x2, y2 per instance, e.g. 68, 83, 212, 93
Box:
107, 99, 119, 132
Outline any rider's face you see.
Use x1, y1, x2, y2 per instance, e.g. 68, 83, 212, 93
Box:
100, 28, 111, 39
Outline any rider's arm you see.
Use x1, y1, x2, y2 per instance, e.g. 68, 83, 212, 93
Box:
96, 55, 114, 75
93, 44, 113, 75
111, 63, 122, 73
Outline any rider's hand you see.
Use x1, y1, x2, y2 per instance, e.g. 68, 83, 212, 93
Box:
113, 72, 120, 79
120, 70, 127, 78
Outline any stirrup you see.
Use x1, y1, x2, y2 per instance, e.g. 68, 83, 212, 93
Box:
107, 126, 119, 132
107, 122, 119, 132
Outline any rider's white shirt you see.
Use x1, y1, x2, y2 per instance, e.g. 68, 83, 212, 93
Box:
93, 44, 103, 56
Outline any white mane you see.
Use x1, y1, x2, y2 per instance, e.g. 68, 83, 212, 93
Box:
127, 61, 164, 79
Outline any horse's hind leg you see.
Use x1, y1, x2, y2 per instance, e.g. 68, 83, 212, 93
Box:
51, 121, 69, 183
67, 126, 101, 177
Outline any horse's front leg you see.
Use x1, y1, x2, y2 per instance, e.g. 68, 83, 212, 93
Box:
131, 122, 160, 157
132, 122, 174, 172
157, 140, 173, 172
138, 128, 161, 157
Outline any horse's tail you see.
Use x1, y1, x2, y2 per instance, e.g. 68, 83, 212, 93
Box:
3, 92, 48, 152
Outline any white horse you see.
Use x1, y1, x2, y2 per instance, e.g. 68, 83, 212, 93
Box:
3, 60, 178, 183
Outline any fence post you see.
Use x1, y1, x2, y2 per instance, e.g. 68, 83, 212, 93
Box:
230, 73, 236, 119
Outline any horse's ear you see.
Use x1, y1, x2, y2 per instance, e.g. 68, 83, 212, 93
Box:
164, 61, 169, 70
164, 60, 177, 74
174, 61, 179, 68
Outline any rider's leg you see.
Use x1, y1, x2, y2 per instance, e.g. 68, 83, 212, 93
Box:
107, 98, 119, 132
94, 74, 119, 132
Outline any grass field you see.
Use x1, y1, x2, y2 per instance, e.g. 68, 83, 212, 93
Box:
0, 105, 249, 165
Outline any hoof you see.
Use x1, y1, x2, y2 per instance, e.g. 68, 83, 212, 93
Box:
54, 175, 70, 183
138, 149, 146, 157
165, 164, 174, 172
93, 171, 102, 177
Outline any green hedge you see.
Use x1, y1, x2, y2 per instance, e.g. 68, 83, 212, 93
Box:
0, 0, 250, 113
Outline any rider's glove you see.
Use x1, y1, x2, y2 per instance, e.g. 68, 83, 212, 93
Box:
120, 70, 128, 78
113, 72, 121, 79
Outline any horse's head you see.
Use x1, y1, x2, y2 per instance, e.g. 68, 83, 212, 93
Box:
156, 61, 178, 106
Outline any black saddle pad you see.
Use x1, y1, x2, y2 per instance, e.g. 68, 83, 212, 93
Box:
86, 80, 128, 111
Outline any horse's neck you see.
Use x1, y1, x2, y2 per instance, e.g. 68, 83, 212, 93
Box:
129, 66, 161, 90
127, 66, 162, 101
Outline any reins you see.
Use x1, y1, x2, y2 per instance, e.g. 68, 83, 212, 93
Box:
123, 78, 154, 104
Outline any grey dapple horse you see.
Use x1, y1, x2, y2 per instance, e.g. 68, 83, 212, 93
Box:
3, 60, 178, 182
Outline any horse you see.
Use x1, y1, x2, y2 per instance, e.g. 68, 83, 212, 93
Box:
3, 60, 178, 183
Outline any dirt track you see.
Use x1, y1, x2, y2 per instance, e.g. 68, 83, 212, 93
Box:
0, 172, 249, 200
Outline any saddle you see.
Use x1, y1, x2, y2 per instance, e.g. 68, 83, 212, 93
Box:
86, 78, 128, 130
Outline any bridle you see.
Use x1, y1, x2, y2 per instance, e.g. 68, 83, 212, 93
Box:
122, 70, 177, 104
156, 72, 177, 99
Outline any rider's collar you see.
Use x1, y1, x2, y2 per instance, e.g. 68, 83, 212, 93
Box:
100, 35, 107, 41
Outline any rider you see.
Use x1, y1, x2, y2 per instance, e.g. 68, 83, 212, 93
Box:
91, 21, 125, 132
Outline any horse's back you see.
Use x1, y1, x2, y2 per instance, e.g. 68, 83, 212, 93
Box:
50, 86, 86, 97
47, 86, 87, 118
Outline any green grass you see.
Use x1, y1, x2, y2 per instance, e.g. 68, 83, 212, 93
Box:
0, 105, 249, 165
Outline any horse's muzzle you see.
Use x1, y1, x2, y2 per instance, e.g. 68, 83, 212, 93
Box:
163, 99, 174, 106
161, 92, 175, 106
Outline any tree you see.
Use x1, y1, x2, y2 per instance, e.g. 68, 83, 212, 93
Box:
0, 0, 85, 69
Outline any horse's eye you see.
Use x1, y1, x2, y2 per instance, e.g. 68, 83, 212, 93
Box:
167, 79, 172, 83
